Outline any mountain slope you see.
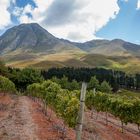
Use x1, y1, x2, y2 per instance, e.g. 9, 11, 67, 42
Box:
0, 23, 140, 73
72, 39, 140, 56
0, 23, 82, 55
0, 23, 140, 57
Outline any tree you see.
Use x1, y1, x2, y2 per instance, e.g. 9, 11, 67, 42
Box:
69, 80, 80, 90
59, 75, 69, 89
11, 68, 44, 90
51, 76, 60, 84
136, 74, 140, 90
88, 76, 99, 91
100, 81, 112, 93
27, 83, 44, 98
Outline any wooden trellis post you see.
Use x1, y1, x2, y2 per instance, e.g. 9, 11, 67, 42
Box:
91, 88, 96, 118
76, 82, 87, 140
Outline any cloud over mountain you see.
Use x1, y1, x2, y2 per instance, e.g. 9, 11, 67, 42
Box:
12, 0, 120, 42
0, 0, 140, 42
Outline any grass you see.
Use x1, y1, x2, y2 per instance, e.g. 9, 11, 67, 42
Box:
81, 54, 140, 74
81, 54, 112, 67
30, 61, 65, 69
117, 89, 140, 98
4, 53, 140, 74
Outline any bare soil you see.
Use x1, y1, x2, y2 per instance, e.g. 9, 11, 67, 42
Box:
0, 94, 140, 140
0, 94, 75, 140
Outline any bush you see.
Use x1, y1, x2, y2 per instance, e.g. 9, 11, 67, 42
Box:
27, 80, 80, 127
0, 75, 17, 93
100, 81, 112, 93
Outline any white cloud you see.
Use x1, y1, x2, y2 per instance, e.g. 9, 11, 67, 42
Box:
0, 0, 12, 29
22, 4, 33, 15
137, 0, 140, 10
18, 4, 34, 23
12, 7, 23, 17
19, 14, 33, 24
12, 4, 35, 23
16, 0, 53, 24
14, 0, 120, 42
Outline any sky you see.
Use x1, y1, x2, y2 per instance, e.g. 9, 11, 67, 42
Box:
0, 0, 140, 43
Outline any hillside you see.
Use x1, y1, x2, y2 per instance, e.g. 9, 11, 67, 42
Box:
0, 23, 140, 73
72, 39, 140, 56
6, 53, 140, 74
1, 23, 140, 57
0, 23, 82, 55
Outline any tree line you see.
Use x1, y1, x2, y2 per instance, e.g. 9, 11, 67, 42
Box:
42, 67, 140, 91
0, 60, 140, 91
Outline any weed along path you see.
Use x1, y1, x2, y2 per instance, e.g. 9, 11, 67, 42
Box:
0, 94, 140, 140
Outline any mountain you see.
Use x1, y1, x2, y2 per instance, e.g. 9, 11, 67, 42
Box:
0, 23, 82, 55
0, 23, 140, 73
72, 39, 140, 56
0, 23, 140, 56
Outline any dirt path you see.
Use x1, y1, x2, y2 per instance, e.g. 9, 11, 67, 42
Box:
0, 94, 140, 140
19, 96, 39, 140
0, 95, 75, 140
0, 95, 38, 140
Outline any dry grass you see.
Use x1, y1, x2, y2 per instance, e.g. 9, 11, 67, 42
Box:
5, 53, 140, 74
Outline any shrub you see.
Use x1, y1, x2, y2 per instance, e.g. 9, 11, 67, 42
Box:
0, 75, 17, 93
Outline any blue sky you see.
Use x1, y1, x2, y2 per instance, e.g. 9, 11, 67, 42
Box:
0, 0, 140, 43
96, 0, 140, 44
